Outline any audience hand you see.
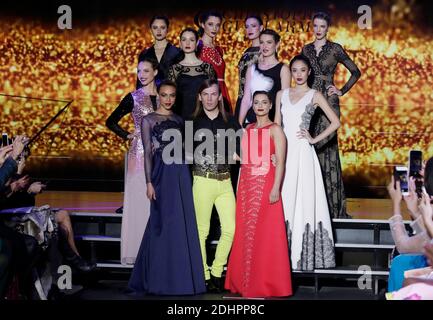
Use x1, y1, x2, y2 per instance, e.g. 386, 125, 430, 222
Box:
419, 190, 433, 223
387, 175, 402, 206
0, 145, 13, 166
27, 181, 47, 194
10, 175, 31, 193
10, 135, 29, 160
17, 157, 26, 175
403, 177, 421, 220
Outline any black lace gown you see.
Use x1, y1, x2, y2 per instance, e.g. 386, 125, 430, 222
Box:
168, 63, 216, 120
302, 40, 361, 219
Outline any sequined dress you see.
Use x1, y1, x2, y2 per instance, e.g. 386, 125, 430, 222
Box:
106, 88, 157, 265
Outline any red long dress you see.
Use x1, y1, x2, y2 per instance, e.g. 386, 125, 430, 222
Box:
198, 42, 232, 112
225, 123, 292, 298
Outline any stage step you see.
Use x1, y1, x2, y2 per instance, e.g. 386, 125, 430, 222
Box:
70, 212, 402, 295
74, 235, 396, 250
292, 267, 389, 276
96, 262, 133, 269
335, 243, 394, 250
75, 235, 121, 242
70, 212, 122, 217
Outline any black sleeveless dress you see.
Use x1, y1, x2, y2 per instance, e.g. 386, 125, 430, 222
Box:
245, 62, 284, 124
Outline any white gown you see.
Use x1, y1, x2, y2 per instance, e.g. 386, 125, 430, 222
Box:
280, 88, 336, 271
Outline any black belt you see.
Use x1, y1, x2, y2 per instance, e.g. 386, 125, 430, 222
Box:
193, 171, 231, 181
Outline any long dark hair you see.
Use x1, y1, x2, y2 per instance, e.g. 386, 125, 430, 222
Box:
192, 79, 228, 122
173, 27, 200, 64
194, 11, 223, 38
289, 55, 315, 88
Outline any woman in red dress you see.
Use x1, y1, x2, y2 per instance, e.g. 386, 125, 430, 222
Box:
195, 11, 232, 113
225, 91, 292, 298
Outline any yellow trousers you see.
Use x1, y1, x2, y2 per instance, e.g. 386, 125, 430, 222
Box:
193, 175, 236, 280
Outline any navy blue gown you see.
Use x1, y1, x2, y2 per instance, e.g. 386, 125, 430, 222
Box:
128, 112, 206, 295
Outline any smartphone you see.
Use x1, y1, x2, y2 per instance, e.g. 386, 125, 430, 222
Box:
394, 166, 409, 196
2, 133, 8, 147
409, 150, 423, 177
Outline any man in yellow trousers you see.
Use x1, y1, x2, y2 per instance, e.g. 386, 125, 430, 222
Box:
191, 79, 241, 293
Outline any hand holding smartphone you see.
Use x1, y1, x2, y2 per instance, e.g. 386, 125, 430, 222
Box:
394, 166, 409, 196
409, 150, 423, 198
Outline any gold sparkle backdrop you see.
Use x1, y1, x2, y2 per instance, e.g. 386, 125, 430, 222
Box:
1, 0, 432, 193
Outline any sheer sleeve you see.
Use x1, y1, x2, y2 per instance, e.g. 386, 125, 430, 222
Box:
167, 65, 177, 82
411, 216, 427, 235
105, 93, 134, 140
205, 63, 217, 80
389, 215, 430, 254
140, 116, 154, 184
335, 44, 361, 96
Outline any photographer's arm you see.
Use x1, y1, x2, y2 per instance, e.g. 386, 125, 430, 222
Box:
403, 177, 422, 220
387, 176, 430, 253
0, 158, 17, 192
389, 215, 429, 253
0, 135, 28, 191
